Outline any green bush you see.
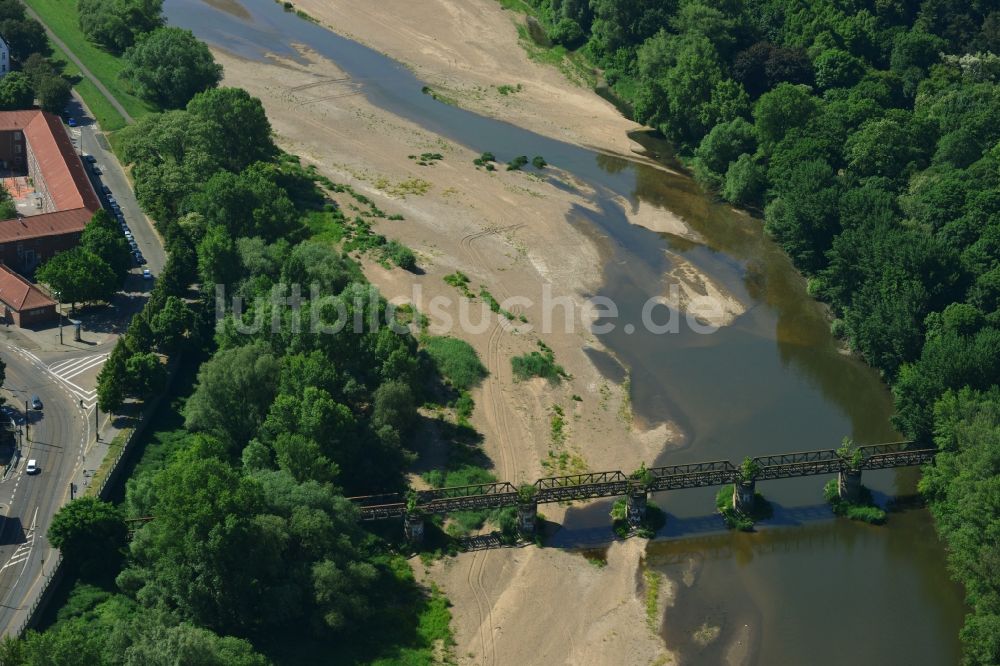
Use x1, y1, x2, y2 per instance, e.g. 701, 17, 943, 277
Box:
823, 479, 887, 524
454, 390, 474, 426
384, 240, 417, 271
715, 485, 773, 531
422, 336, 488, 390
532, 155, 547, 168
506, 155, 529, 171
511, 349, 566, 382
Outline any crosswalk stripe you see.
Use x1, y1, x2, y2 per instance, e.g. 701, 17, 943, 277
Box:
43, 353, 108, 406
57, 355, 108, 380
49, 353, 108, 378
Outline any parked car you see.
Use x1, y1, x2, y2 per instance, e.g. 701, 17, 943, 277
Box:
102, 185, 111, 196
92, 164, 102, 175
122, 225, 131, 235
142, 269, 152, 280
133, 251, 146, 265
30, 395, 42, 410
67, 117, 76, 127
83, 154, 96, 163
25, 459, 38, 475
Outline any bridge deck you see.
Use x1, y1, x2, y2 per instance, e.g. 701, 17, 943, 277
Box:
349, 442, 935, 520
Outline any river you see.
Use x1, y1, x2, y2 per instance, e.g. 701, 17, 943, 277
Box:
162, 1, 966, 663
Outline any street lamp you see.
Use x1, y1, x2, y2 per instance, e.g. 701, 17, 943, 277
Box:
53, 290, 62, 345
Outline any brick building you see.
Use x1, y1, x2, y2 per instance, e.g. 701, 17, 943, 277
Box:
0, 110, 100, 273
0, 263, 56, 326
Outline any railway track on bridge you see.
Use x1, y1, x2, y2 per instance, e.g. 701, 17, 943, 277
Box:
349, 441, 936, 521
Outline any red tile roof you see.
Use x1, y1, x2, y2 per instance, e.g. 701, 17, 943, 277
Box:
0, 263, 55, 311
0, 208, 92, 243
0, 110, 100, 241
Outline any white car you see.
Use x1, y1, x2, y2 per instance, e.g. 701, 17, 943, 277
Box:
25, 459, 38, 475
142, 269, 152, 280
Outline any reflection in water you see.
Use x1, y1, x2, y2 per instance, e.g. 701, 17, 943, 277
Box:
163, 1, 965, 663
648, 512, 965, 665
202, 0, 251, 20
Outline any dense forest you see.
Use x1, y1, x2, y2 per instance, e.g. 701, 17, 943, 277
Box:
0, 4, 465, 662
521, 0, 1000, 661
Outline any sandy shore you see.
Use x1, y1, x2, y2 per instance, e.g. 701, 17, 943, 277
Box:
292, 0, 645, 158
204, 1, 750, 661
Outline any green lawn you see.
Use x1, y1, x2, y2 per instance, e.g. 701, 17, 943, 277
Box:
24, 0, 156, 123
46, 40, 127, 131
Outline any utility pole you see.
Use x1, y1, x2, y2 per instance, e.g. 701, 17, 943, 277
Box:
24, 399, 28, 443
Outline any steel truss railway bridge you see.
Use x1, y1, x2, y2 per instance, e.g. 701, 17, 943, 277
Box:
348, 441, 936, 543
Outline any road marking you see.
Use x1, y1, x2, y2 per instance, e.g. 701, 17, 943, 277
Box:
0, 508, 37, 576
23, 351, 108, 409
48, 353, 108, 379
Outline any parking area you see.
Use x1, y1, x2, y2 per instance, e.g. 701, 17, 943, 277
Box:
64, 95, 166, 279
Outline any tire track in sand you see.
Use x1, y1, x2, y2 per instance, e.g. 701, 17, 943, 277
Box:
458, 223, 524, 666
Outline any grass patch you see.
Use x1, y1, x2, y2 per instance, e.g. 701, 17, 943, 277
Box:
23, 0, 155, 120
541, 448, 587, 475
643, 569, 662, 631
550, 404, 565, 444
715, 485, 774, 531
823, 479, 887, 524
513, 23, 595, 87
478, 286, 513, 319
408, 152, 443, 166
443, 271, 473, 298
304, 199, 417, 270
384, 177, 432, 197
46, 41, 127, 131
420, 85, 458, 107
422, 336, 488, 391
302, 208, 346, 244
496, 83, 522, 95
83, 428, 131, 497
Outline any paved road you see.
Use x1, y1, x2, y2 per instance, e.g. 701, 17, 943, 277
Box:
68, 97, 166, 277
21, 4, 134, 124
0, 347, 90, 634
0, 54, 166, 637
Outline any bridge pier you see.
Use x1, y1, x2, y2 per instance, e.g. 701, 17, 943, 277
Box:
626, 486, 647, 526
517, 501, 538, 537
403, 512, 424, 546
838, 470, 862, 503
732, 480, 756, 514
